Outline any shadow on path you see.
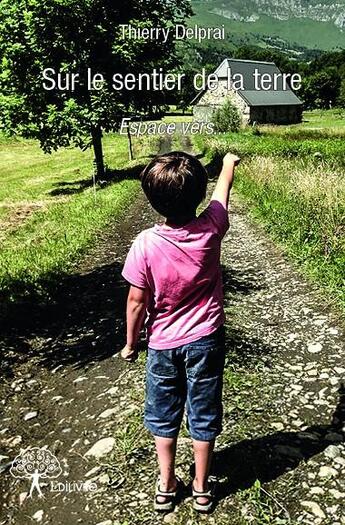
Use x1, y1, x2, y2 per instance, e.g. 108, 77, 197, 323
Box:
187, 384, 345, 507
0, 261, 129, 379
213, 383, 345, 499
0, 260, 272, 380
222, 266, 264, 296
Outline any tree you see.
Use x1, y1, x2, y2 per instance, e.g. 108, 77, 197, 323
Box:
0, 0, 192, 179
212, 98, 241, 133
337, 79, 345, 108
234, 45, 296, 76
300, 68, 341, 109
11, 447, 62, 498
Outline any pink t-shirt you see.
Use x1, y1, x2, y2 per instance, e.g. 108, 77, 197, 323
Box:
122, 200, 229, 350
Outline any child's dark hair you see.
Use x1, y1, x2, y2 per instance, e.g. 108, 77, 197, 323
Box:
140, 151, 208, 220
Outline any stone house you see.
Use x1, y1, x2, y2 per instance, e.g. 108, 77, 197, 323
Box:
193, 58, 303, 125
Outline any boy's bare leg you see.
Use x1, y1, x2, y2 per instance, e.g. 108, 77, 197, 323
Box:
192, 439, 215, 503
154, 436, 178, 501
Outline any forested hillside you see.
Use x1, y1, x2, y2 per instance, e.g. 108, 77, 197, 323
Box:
191, 0, 345, 51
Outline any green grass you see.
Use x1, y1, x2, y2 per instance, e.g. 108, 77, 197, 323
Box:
163, 115, 193, 123
234, 479, 295, 524
195, 130, 345, 165
301, 109, 345, 129
193, 113, 345, 312
0, 132, 151, 224
236, 156, 345, 306
0, 133, 157, 304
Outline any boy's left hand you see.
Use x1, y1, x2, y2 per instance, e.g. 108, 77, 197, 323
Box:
120, 344, 138, 362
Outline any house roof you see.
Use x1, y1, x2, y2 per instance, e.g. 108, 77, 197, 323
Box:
193, 58, 303, 107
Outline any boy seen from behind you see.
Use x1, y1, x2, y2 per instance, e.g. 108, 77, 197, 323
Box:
121, 151, 240, 512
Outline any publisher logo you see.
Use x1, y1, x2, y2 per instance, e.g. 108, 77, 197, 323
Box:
10, 447, 62, 498
10, 447, 97, 498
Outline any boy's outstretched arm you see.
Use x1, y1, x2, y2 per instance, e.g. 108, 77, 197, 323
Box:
211, 153, 240, 210
121, 285, 149, 362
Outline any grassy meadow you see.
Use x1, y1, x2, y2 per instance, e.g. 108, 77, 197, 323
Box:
193, 112, 345, 311
0, 133, 157, 305
288, 109, 345, 131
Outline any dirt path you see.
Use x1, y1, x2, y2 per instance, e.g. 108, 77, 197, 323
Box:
0, 140, 344, 525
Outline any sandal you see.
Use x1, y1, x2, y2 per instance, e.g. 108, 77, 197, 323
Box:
192, 483, 215, 513
154, 476, 182, 512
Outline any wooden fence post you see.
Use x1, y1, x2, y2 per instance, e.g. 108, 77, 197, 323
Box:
127, 120, 134, 161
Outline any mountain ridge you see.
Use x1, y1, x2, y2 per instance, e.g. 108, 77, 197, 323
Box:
191, 0, 345, 50
205, 0, 345, 29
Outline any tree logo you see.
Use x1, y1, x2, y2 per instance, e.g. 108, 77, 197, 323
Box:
10, 447, 62, 498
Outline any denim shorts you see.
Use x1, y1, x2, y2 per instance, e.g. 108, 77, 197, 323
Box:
144, 326, 225, 442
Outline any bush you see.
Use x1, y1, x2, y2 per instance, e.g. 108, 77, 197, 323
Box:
338, 79, 345, 108
212, 99, 241, 133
